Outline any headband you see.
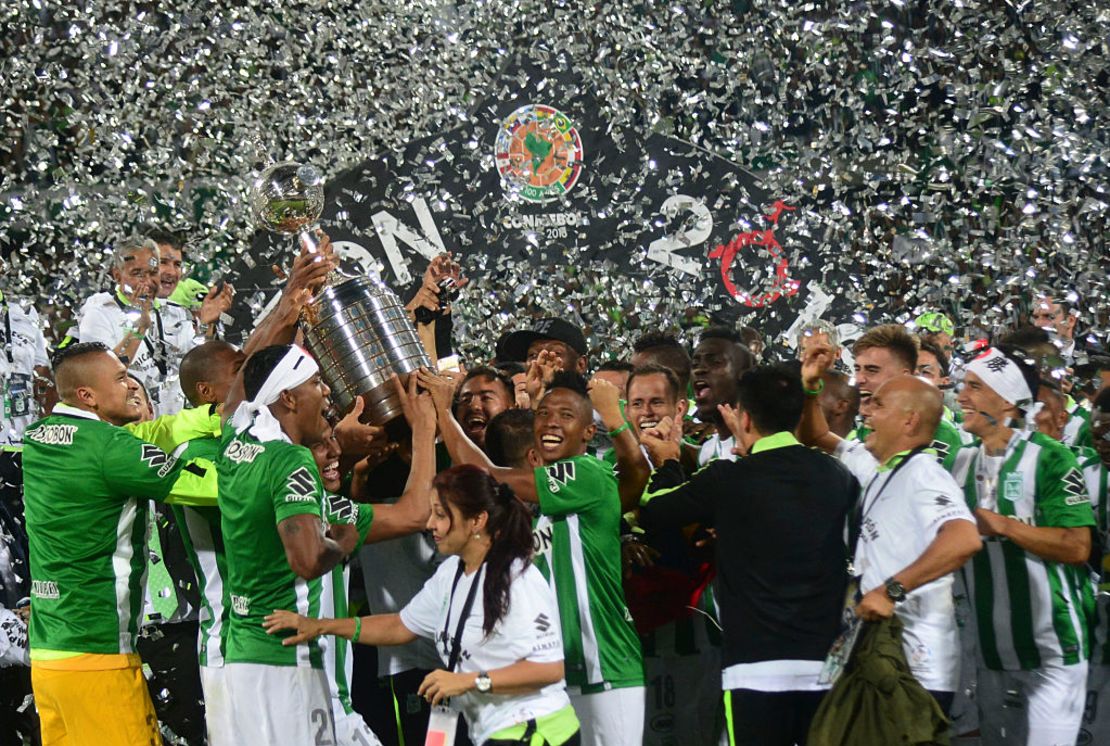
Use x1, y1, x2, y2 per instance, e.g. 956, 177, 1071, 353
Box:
965, 347, 1033, 407
230, 345, 320, 441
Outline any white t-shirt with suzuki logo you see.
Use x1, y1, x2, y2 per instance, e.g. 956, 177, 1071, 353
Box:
835, 440, 976, 691
399, 556, 570, 745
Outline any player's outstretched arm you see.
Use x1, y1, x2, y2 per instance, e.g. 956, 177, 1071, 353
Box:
264, 610, 416, 647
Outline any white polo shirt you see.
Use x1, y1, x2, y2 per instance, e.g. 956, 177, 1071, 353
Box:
400, 556, 570, 745
835, 439, 975, 691
76, 291, 200, 416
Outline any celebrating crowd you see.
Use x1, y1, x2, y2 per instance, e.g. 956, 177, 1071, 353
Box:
1, 230, 1109, 746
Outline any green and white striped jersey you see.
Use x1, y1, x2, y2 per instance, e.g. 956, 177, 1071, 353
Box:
1079, 450, 1110, 666
532, 455, 644, 692
319, 492, 374, 717
951, 431, 1096, 670
217, 427, 328, 668
22, 404, 184, 655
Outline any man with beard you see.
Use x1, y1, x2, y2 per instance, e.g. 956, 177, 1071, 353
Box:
453, 366, 515, 451
22, 342, 187, 743
147, 228, 235, 342
689, 327, 755, 465
430, 369, 644, 746
216, 344, 362, 745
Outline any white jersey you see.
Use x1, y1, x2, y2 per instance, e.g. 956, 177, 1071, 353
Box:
0, 297, 50, 445
76, 291, 199, 417
835, 440, 975, 691
400, 557, 570, 745
697, 433, 737, 467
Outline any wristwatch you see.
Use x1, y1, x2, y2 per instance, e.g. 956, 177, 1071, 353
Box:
475, 672, 492, 693
884, 577, 907, 603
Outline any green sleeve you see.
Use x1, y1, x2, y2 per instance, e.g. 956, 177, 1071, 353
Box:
534, 455, 617, 518
932, 419, 964, 472
1074, 422, 1094, 451
322, 491, 374, 544
125, 405, 221, 453
101, 428, 186, 502
1036, 443, 1096, 528
271, 448, 326, 525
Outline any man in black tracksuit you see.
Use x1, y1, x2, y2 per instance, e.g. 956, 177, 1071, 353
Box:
639, 364, 859, 746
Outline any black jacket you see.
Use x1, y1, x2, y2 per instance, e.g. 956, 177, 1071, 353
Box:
639, 444, 859, 669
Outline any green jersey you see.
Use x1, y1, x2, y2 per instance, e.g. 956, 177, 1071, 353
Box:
852, 417, 963, 471
532, 455, 643, 691
22, 404, 184, 654
1079, 451, 1110, 665
169, 436, 226, 667
951, 432, 1096, 670
217, 427, 328, 668
320, 492, 374, 715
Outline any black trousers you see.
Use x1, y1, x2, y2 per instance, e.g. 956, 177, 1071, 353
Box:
136, 620, 206, 745
0, 665, 40, 746
727, 688, 825, 746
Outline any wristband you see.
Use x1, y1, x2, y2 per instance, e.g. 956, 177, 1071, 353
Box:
126, 327, 146, 341
803, 379, 825, 396
608, 422, 631, 438
351, 616, 362, 643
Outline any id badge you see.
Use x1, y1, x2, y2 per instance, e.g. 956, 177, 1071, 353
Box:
6, 373, 31, 418
424, 705, 459, 746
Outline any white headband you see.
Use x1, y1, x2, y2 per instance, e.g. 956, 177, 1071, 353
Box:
230, 345, 320, 440
965, 347, 1034, 408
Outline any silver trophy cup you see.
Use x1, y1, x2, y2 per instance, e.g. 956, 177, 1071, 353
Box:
302, 276, 432, 424
250, 161, 431, 424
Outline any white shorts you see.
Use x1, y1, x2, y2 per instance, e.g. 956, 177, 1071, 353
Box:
977, 661, 1088, 746
223, 662, 336, 746
643, 649, 724, 746
569, 686, 645, 746
1080, 663, 1110, 746
200, 665, 235, 746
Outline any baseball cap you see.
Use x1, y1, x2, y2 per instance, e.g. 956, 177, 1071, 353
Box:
497, 317, 588, 363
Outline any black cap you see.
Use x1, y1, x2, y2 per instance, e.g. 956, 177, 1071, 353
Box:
497, 317, 588, 363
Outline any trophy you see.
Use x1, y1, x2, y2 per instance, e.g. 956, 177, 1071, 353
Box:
249, 160, 432, 425
249, 161, 326, 253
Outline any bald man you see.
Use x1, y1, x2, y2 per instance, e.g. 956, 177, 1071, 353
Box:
799, 372, 982, 712
22, 342, 188, 744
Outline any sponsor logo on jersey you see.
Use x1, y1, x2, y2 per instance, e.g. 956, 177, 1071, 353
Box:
31, 579, 60, 600
934, 495, 953, 507
225, 440, 265, 464
140, 444, 167, 468
534, 613, 551, 633
231, 594, 251, 615
284, 467, 318, 503
929, 438, 951, 463
325, 493, 357, 524
25, 424, 77, 445
544, 461, 576, 493
1063, 468, 1087, 506
495, 103, 583, 203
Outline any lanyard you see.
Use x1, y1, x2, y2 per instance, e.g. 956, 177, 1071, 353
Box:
848, 445, 928, 560
115, 294, 168, 376
442, 561, 483, 672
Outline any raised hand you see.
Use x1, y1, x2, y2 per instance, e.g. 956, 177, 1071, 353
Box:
414, 367, 458, 414
334, 397, 390, 459
641, 415, 683, 465
587, 376, 623, 429
800, 339, 835, 392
